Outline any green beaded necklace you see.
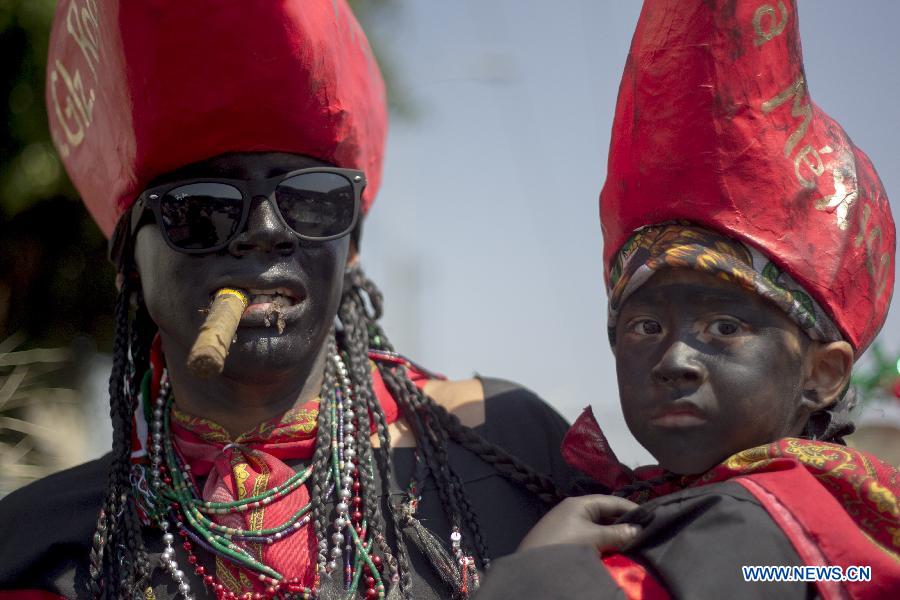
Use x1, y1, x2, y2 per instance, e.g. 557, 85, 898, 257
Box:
137, 351, 390, 598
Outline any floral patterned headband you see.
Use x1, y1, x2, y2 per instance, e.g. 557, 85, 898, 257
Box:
607, 223, 843, 346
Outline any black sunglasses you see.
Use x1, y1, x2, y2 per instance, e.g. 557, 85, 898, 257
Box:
128, 167, 365, 254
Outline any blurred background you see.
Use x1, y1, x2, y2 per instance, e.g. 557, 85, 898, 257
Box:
2, 0, 899, 496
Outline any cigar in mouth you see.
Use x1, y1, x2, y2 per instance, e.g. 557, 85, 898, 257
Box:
187, 288, 249, 378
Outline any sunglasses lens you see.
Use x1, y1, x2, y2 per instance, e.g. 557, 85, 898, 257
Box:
275, 172, 356, 238
158, 183, 244, 250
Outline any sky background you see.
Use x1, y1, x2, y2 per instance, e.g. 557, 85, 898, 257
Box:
353, 0, 900, 466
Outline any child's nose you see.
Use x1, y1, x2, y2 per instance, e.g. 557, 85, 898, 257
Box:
228, 196, 297, 256
650, 339, 706, 386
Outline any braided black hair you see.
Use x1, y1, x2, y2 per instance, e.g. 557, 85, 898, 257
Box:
88, 271, 156, 597
339, 266, 564, 588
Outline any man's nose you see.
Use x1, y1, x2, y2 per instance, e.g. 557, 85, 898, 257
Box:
650, 338, 706, 387
227, 196, 297, 256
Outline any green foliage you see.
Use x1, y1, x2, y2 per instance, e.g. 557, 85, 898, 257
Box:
1, 0, 70, 220
852, 342, 900, 404
0, 0, 112, 347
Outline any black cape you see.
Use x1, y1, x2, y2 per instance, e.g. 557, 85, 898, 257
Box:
474, 481, 816, 599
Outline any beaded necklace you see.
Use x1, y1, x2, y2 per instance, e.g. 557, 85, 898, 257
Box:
135, 352, 389, 600
131, 349, 483, 599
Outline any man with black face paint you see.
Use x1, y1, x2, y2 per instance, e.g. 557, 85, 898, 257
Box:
0, 2, 576, 599
132, 154, 353, 435
477, 0, 899, 598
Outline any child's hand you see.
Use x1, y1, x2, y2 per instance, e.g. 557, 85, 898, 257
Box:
517, 495, 641, 552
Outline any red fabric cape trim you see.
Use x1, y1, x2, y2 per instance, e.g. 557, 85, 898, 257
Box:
735, 470, 899, 599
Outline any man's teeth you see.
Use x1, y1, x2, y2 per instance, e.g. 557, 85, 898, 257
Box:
249, 293, 294, 305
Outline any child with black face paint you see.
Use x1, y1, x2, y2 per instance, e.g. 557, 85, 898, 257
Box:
477, 0, 899, 598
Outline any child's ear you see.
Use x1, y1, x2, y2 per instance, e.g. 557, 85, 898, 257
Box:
800, 341, 854, 412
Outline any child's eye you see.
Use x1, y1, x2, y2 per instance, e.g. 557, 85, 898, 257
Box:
630, 319, 663, 335
709, 319, 742, 336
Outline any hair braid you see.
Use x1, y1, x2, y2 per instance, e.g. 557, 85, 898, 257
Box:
126, 296, 158, 590
106, 285, 132, 595
311, 336, 338, 575
343, 264, 573, 590
362, 395, 411, 596
376, 366, 479, 561
428, 404, 564, 504
428, 427, 491, 569
129, 292, 155, 378
88, 273, 155, 597
395, 371, 492, 569
376, 360, 471, 576
368, 419, 413, 598
122, 493, 152, 586
365, 298, 559, 506
87, 504, 109, 598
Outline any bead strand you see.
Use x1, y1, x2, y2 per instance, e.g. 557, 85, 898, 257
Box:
144, 373, 195, 600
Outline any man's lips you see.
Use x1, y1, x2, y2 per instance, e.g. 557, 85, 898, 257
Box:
649, 403, 707, 427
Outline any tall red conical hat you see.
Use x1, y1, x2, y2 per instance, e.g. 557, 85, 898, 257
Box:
600, 0, 894, 353
46, 0, 388, 238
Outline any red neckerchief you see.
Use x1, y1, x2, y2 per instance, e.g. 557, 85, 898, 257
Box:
145, 338, 432, 594
563, 407, 900, 599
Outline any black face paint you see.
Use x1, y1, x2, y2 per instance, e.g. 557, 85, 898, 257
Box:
134, 152, 350, 383
614, 269, 809, 475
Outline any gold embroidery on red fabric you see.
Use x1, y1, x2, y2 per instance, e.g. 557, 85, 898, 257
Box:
248, 472, 269, 533
724, 444, 774, 471
170, 406, 231, 444
171, 401, 319, 444
866, 482, 898, 517
719, 438, 900, 559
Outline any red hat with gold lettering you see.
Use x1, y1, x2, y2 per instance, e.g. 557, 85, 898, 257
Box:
46, 0, 387, 239
600, 0, 895, 353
